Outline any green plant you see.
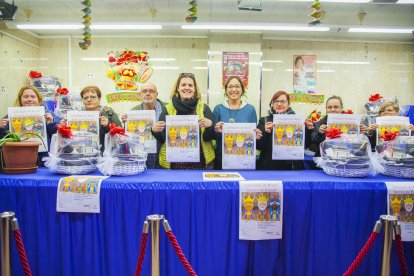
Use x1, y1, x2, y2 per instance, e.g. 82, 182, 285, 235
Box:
0, 130, 46, 148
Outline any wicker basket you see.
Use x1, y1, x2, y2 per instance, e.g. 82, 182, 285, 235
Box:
112, 159, 146, 176
53, 164, 97, 175
381, 163, 414, 178
323, 160, 370, 178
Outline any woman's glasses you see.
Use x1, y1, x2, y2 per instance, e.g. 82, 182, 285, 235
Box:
83, 95, 99, 100
273, 100, 288, 105
179, 72, 195, 79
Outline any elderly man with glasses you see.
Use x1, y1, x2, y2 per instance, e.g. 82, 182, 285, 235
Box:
122, 82, 166, 168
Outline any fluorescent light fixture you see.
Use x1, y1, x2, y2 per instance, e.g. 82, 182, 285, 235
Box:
192, 59, 208, 62
262, 60, 283, 63
348, 28, 413, 34
182, 25, 329, 32
262, 68, 273, 72
81, 57, 106, 61
16, 24, 162, 30
16, 24, 83, 30
152, 66, 180, 70
150, 58, 176, 61
249, 62, 262, 66
397, 0, 414, 3
91, 24, 162, 30
317, 60, 370, 65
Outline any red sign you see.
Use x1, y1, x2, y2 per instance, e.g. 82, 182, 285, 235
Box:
222, 52, 249, 89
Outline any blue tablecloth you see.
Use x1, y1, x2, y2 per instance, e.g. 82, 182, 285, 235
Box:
0, 169, 413, 276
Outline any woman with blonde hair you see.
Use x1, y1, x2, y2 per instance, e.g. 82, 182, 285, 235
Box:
152, 73, 215, 169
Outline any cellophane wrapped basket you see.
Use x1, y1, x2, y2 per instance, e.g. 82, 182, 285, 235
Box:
316, 134, 372, 177
44, 132, 100, 174
97, 134, 147, 176
374, 136, 414, 178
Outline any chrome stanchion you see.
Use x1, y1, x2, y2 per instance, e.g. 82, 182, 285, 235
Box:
147, 214, 164, 276
380, 215, 397, 276
1, 212, 15, 276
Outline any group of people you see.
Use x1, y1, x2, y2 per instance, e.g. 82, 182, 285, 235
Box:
1, 73, 413, 171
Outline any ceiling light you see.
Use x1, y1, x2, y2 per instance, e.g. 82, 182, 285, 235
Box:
152, 66, 180, 70
397, 0, 414, 3
317, 60, 370, 64
16, 24, 162, 30
150, 58, 176, 61
348, 27, 413, 34
262, 60, 283, 63
182, 25, 329, 32
91, 24, 162, 30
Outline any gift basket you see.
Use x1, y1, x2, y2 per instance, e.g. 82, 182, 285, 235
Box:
44, 126, 99, 174
315, 128, 372, 177
97, 124, 147, 176
29, 71, 61, 101
374, 133, 414, 178
54, 87, 83, 119
364, 93, 384, 125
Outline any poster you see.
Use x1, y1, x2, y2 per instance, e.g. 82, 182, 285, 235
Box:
222, 52, 249, 88
8, 106, 48, 152
376, 116, 410, 144
66, 110, 100, 144
56, 175, 108, 213
327, 114, 362, 134
202, 172, 245, 181
386, 182, 414, 241
126, 110, 156, 153
291, 55, 324, 104
166, 115, 199, 163
272, 114, 305, 160
222, 123, 256, 170
239, 181, 283, 240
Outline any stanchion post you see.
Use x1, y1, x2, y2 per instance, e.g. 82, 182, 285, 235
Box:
147, 215, 164, 276
1, 212, 15, 276
380, 215, 397, 276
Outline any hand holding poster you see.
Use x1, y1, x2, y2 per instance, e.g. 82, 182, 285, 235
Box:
327, 114, 362, 134
376, 116, 410, 144
222, 123, 256, 169
272, 114, 305, 160
67, 110, 100, 144
126, 110, 156, 153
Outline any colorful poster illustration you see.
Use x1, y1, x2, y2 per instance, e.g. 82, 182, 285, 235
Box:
202, 172, 245, 181
8, 106, 48, 152
66, 110, 100, 144
376, 116, 411, 144
327, 114, 362, 134
126, 110, 157, 153
222, 52, 249, 89
239, 181, 283, 240
272, 114, 305, 160
106, 49, 153, 91
166, 115, 200, 163
386, 182, 414, 241
222, 123, 256, 170
57, 175, 108, 213
291, 55, 324, 104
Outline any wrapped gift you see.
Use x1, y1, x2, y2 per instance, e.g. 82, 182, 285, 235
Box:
364, 93, 384, 125
97, 124, 147, 176
316, 129, 372, 177
374, 134, 414, 178
44, 126, 100, 174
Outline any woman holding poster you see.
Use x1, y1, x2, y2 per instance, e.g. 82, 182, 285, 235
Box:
213, 76, 259, 169
257, 91, 304, 170
152, 73, 215, 169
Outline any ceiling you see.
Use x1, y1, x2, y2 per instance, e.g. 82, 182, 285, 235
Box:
4, 0, 414, 42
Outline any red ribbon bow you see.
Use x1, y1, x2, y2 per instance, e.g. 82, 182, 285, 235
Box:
326, 128, 342, 139
379, 131, 399, 141
368, 93, 383, 102
29, 70, 42, 78
56, 87, 69, 95
343, 109, 354, 114
109, 124, 126, 136
57, 125, 73, 139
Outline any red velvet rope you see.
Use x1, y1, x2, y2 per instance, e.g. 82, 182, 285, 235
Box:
343, 231, 379, 276
165, 231, 197, 276
394, 234, 409, 276
12, 229, 32, 276
134, 232, 148, 276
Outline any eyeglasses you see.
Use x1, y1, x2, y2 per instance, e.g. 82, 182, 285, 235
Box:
273, 100, 288, 105
179, 72, 195, 78
227, 85, 241, 89
83, 95, 99, 100
141, 89, 156, 94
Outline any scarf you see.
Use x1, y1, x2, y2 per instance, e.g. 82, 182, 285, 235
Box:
172, 95, 199, 115
269, 107, 295, 115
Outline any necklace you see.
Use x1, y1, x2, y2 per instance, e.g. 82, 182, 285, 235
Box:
228, 101, 241, 123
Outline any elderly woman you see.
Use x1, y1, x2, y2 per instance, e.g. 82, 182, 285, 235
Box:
60, 86, 121, 152
152, 73, 215, 169
0, 86, 59, 165
368, 101, 414, 150
212, 76, 259, 169
257, 90, 305, 170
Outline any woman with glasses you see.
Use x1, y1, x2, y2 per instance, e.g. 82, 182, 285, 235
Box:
212, 76, 259, 169
59, 86, 122, 152
367, 101, 414, 150
152, 73, 215, 169
0, 86, 59, 166
257, 90, 304, 170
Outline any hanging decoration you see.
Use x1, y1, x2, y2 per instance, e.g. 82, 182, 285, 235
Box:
185, 0, 198, 23
309, 0, 322, 26
79, 0, 92, 50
